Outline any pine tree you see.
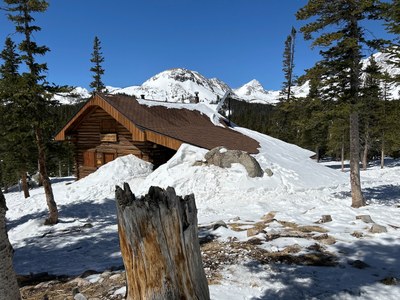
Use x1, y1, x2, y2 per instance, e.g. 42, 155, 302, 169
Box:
0, 37, 37, 198
281, 27, 296, 101
359, 56, 382, 170
0, 38, 20, 82
90, 36, 106, 93
296, 0, 385, 208
5, 0, 58, 224
385, 0, 400, 84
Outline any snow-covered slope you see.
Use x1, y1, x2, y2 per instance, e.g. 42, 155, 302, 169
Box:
56, 51, 399, 105
54, 86, 119, 105
5, 124, 400, 299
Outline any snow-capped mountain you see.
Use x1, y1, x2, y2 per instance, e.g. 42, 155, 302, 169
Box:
113, 68, 231, 103
233, 79, 281, 104
57, 52, 399, 105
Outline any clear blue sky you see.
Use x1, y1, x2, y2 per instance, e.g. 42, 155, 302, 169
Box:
0, 0, 392, 91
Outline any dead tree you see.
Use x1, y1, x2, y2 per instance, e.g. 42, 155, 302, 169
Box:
115, 183, 210, 300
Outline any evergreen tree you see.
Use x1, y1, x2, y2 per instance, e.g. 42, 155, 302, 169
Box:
296, 0, 385, 208
5, 0, 59, 224
0, 37, 37, 198
359, 56, 382, 170
281, 27, 296, 101
90, 36, 106, 92
0, 38, 20, 82
383, 0, 400, 79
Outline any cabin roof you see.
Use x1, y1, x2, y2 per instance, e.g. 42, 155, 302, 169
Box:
55, 93, 260, 154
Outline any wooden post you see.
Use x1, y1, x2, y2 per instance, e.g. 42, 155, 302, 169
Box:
115, 183, 210, 300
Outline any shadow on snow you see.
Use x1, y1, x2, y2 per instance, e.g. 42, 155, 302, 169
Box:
249, 237, 400, 299
333, 184, 400, 206
12, 198, 123, 276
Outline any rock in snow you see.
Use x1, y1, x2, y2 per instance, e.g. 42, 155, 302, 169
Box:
204, 146, 264, 178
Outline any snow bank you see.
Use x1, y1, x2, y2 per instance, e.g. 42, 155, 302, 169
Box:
61, 154, 153, 209
236, 127, 347, 190
135, 132, 347, 223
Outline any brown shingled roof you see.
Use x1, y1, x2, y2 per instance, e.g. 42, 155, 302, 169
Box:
98, 93, 260, 154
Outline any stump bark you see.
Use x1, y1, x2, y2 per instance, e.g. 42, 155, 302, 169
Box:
115, 183, 210, 300
0, 189, 21, 300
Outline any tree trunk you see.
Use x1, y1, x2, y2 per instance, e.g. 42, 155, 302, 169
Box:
115, 183, 210, 300
381, 133, 385, 169
35, 127, 58, 225
362, 131, 369, 171
349, 113, 365, 208
315, 145, 320, 162
341, 141, 345, 172
20, 171, 30, 199
0, 189, 21, 300
37, 161, 43, 187
58, 161, 62, 177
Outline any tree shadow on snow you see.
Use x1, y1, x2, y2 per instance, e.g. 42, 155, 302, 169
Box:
333, 184, 400, 206
363, 185, 400, 205
12, 198, 123, 276
248, 237, 400, 299
325, 163, 350, 171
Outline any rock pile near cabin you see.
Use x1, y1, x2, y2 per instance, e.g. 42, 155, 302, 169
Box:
203, 147, 263, 178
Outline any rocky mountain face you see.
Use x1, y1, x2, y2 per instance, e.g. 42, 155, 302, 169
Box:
116, 68, 230, 103
59, 52, 399, 105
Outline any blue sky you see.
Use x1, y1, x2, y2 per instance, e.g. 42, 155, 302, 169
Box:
0, 0, 392, 91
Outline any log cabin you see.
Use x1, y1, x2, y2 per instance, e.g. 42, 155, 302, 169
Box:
54, 93, 260, 179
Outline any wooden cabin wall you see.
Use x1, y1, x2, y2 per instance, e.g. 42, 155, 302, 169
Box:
72, 106, 177, 179
74, 107, 144, 179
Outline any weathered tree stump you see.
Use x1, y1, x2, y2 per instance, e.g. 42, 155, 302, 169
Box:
0, 189, 21, 300
115, 183, 210, 300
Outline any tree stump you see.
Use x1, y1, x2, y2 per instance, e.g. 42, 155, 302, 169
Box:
0, 189, 21, 300
115, 183, 210, 300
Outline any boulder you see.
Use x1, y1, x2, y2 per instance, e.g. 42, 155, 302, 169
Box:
212, 220, 228, 230
264, 168, 274, 177
356, 215, 375, 224
316, 215, 332, 224
204, 146, 263, 178
369, 224, 387, 233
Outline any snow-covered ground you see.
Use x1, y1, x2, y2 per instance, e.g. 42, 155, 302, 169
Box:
5, 127, 400, 299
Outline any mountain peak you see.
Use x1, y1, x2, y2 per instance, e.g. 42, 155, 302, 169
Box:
235, 79, 266, 95
233, 79, 280, 104
244, 79, 264, 89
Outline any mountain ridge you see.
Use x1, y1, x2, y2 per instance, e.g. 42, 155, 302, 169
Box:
57, 52, 399, 105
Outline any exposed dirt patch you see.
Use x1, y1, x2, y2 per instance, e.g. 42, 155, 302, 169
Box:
19, 271, 126, 300
200, 239, 337, 284
18, 218, 336, 299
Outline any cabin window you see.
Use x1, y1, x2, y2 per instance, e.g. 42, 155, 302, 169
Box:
101, 119, 116, 133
